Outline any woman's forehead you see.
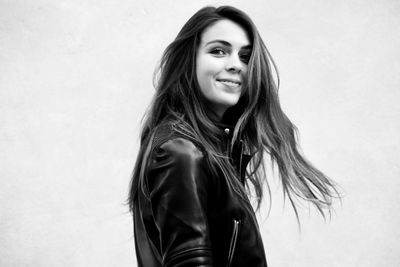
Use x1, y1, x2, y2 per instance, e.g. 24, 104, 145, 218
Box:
199, 19, 251, 48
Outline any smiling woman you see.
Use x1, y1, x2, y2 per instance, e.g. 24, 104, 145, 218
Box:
196, 19, 251, 119
128, 5, 340, 267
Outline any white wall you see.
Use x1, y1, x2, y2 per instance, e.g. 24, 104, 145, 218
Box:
1, 0, 399, 266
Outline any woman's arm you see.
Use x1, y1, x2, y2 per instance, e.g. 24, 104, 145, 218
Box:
145, 137, 213, 267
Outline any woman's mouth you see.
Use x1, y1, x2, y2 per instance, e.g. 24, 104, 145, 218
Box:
216, 78, 241, 87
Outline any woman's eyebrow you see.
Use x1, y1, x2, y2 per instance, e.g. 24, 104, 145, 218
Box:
204, 39, 251, 49
205, 40, 231, 46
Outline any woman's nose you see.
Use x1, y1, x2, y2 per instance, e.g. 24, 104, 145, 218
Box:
225, 54, 242, 73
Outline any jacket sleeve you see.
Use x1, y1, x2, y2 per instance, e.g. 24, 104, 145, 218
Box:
145, 137, 213, 267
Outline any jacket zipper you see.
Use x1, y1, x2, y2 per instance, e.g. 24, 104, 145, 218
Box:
226, 219, 240, 267
238, 140, 244, 184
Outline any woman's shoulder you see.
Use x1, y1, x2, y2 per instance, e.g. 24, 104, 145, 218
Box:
150, 119, 205, 159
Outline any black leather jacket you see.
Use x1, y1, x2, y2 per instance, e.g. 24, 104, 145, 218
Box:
134, 121, 268, 267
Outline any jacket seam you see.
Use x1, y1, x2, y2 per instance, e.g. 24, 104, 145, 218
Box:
163, 246, 212, 267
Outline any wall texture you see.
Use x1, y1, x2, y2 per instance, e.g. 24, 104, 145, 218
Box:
1, 0, 399, 266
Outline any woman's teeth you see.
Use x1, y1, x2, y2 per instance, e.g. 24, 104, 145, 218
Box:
218, 80, 240, 86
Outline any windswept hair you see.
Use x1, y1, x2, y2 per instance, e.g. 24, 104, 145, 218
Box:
128, 6, 340, 220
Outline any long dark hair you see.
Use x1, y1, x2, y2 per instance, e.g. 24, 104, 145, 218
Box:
128, 5, 340, 220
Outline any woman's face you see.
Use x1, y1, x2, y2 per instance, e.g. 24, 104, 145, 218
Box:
196, 19, 251, 119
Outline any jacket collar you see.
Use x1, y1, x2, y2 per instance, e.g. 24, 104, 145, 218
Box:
213, 120, 252, 185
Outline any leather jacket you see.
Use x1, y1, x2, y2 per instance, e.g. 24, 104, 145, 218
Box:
133, 120, 268, 267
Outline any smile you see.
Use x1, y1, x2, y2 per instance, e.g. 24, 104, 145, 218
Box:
216, 78, 241, 87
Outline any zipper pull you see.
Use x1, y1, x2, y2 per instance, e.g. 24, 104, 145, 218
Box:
226, 219, 241, 267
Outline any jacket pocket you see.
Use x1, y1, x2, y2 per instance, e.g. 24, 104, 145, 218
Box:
226, 219, 241, 267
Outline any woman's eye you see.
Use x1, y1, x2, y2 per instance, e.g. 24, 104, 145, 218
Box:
240, 54, 251, 64
210, 48, 226, 55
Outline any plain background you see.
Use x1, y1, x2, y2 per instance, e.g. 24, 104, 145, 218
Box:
1, 0, 399, 266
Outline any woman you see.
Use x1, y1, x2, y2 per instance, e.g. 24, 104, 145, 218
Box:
128, 5, 339, 267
